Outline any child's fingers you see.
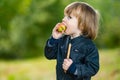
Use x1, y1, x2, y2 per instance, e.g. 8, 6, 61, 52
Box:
63, 59, 73, 67
64, 59, 72, 63
53, 23, 61, 31
62, 62, 68, 71
68, 59, 72, 62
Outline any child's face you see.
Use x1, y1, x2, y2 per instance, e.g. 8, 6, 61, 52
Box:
62, 13, 80, 36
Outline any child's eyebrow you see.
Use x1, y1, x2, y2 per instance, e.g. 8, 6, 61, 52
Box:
64, 13, 71, 17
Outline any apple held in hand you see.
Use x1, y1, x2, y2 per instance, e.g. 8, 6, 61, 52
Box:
57, 24, 66, 32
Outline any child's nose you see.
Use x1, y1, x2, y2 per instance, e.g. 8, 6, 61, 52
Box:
62, 18, 65, 22
62, 17, 66, 22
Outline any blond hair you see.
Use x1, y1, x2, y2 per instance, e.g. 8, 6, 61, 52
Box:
64, 2, 100, 40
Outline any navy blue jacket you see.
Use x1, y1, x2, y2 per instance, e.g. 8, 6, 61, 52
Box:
44, 35, 99, 80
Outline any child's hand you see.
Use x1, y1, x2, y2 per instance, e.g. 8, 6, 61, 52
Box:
62, 59, 73, 71
52, 23, 65, 39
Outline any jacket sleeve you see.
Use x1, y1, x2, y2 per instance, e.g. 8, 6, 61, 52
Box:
67, 44, 99, 78
44, 36, 59, 60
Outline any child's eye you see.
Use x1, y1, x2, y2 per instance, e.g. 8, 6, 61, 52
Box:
67, 16, 72, 19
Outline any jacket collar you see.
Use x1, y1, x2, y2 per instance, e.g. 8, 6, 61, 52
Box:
70, 35, 86, 44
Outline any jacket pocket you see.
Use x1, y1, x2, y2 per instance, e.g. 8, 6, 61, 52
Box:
71, 48, 85, 64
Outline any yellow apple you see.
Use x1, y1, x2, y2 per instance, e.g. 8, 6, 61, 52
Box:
61, 25, 66, 30
58, 27, 63, 32
57, 25, 66, 32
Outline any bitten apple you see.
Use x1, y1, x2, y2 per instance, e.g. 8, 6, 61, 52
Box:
57, 24, 66, 32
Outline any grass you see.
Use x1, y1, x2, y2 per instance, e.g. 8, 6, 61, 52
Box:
0, 48, 120, 80
0, 58, 56, 80
92, 48, 120, 80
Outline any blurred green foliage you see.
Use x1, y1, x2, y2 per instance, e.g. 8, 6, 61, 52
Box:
0, 0, 120, 59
